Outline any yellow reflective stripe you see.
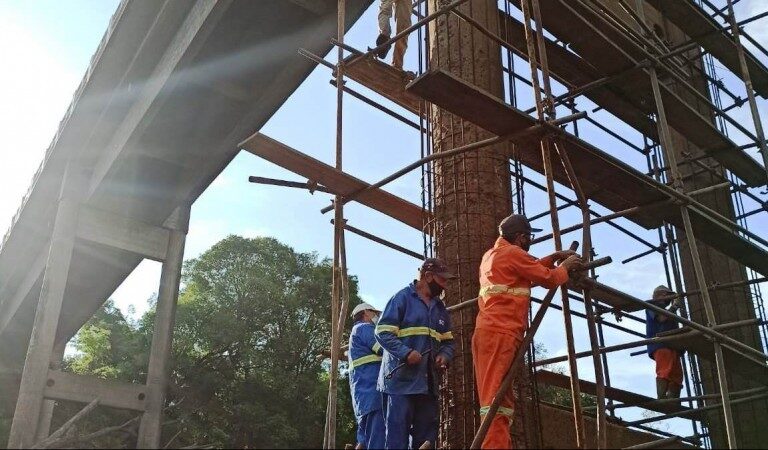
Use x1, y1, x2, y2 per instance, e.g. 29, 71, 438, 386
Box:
479, 406, 515, 418
351, 354, 383, 368
478, 285, 531, 298
372, 342, 382, 354
399, 326, 431, 338
398, 327, 453, 342
376, 324, 400, 334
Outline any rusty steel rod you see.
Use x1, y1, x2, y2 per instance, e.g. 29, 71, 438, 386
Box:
248, 176, 334, 194
331, 219, 422, 260
552, 137, 609, 448
522, 0, 586, 447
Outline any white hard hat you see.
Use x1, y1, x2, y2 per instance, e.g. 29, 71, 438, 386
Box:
351, 302, 379, 318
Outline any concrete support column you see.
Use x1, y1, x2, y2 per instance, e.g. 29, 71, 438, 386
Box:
136, 205, 190, 449
34, 340, 67, 442
426, 1, 513, 448
8, 163, 86, 448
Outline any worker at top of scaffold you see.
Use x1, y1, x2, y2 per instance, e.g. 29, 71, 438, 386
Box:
474, 214, 583, 449
374, 0, 412, 70
348, 302, 385, 450
645, 285, 686, 400
374, 258, 455, 449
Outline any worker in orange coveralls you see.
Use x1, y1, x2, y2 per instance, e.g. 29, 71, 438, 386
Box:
473, 214, 583, 449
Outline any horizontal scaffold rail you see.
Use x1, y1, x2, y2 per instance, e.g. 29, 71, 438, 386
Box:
405, 69, 768, 277
500, 3, 766, 187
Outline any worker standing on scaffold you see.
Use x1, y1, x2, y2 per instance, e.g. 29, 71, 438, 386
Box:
348, 303, 385, 449
645, 285, 685, 400
374, 0, 411, 69
375, 258, 455, 449
474, 214, 582, 449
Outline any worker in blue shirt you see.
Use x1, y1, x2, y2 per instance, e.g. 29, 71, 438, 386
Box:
348, 302, 385, 449
645, 285, 685, 399
375, 258, 456, 449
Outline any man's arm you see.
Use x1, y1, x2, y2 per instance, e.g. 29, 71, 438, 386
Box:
515, 251, 570, 289
538, 250, 577, 268
375, 294, 412, 360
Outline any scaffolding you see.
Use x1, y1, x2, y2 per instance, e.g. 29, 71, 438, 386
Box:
242, 0, 768, 448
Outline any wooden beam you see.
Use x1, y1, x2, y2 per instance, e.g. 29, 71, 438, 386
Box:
43, 370, 147, 412
535, 369, 703, 419
240, 133, 429, 232
76, 206, 170, 262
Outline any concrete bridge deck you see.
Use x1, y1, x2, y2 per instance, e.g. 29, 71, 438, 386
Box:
0, 0, 371, 371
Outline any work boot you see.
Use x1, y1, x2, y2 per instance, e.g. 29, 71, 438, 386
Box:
656, 378, 668, 399
376, 33, 391, 59
666, 383, 682, 405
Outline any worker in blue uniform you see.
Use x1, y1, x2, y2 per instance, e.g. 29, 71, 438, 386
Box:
348, 302, 385, 449
375, 258, 456, 449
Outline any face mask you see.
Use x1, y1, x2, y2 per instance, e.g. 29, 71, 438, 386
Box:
519, 234, 532, 251
428, 279, 444, 298
371, 314, 380, 324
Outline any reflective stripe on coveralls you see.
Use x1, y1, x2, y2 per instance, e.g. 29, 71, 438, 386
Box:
478, 285, 531, 299
351, 354, 383, 368
474, 237, 569, 449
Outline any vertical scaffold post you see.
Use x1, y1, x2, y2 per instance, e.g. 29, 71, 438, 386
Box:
324, 1, 347, 448
647, 61, 739, 449
521, 0, 587, 447
725, 0, 768, 181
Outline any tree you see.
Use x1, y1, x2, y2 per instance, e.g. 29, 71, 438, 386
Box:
51, 235, 361, 449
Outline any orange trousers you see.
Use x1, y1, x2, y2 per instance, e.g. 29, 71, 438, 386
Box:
473, 328, 522, 449
654, 348, 683, 387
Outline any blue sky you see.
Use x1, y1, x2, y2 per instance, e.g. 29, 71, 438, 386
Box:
2, 0, 767, 440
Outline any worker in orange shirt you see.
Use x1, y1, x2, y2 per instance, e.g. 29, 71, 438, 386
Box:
473, 214, 582, 449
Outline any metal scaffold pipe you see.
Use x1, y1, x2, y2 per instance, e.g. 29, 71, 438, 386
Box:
323, 1, 347, 448
726, 0, 768, 182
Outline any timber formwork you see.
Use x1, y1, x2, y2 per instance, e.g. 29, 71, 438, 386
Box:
239, 0, 768, 449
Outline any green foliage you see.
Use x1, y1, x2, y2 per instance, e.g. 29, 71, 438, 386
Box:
60, 235, 361, 448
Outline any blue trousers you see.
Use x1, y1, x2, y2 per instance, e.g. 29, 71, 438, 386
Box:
357, 409, 385, 449
383, 394, 438, 449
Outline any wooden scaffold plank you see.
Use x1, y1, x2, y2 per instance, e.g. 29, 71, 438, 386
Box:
406, 69, 768, 277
